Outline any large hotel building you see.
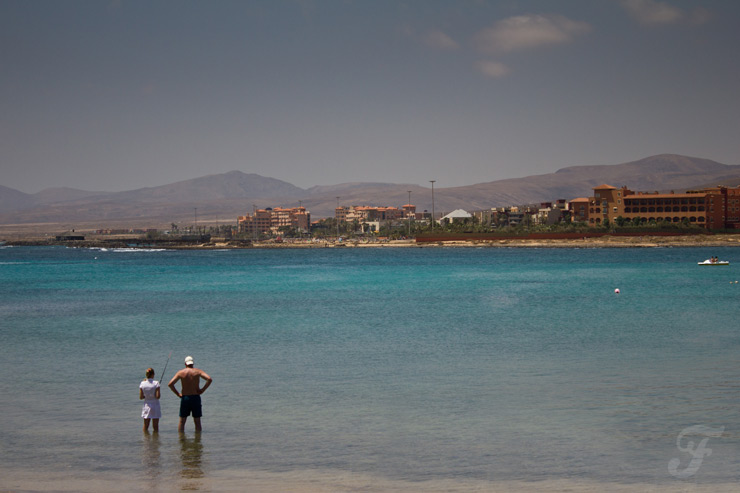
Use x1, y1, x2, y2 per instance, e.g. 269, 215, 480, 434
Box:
335, 204, 417, 223
238, 206, 310, 234
571, 184, 740, 229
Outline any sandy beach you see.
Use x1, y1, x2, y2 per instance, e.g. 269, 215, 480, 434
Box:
4, 233, 740, 250
410, 233, 740, 249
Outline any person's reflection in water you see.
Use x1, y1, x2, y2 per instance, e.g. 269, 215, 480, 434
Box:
141, 431, 161, 480
179, 432, 205, 489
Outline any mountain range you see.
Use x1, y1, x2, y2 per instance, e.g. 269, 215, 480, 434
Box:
2, 154, 740, 231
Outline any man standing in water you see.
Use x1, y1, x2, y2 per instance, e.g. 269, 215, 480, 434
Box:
168, 356, 213, 432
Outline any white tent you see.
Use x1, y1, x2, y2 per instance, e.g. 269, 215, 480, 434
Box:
439, 209, 472, 223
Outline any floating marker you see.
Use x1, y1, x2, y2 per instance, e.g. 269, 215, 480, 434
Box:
614, 288, 620, 294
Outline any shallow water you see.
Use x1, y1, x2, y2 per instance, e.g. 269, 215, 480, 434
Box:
1, 246, 739, 490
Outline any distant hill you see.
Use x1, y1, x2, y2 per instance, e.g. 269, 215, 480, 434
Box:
31, 187, 108, 204
0, 172, 307, 225
1, 154, 740, 231
0, 185, 36, 213
107, 171, 306, 203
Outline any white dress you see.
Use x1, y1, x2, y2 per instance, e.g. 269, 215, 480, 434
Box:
139, 379, 161, 419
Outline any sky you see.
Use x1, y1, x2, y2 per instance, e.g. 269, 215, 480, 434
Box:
2, 0, 739, 193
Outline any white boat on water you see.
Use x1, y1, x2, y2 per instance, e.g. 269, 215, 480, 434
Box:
698, 259, 730, 266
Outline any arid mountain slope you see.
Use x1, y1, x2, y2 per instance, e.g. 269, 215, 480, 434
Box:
2, 154, 739, 229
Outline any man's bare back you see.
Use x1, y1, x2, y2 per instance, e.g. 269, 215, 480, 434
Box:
170, 367, 211, 396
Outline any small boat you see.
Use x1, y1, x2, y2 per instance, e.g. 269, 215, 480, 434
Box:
697, 259, 730, 266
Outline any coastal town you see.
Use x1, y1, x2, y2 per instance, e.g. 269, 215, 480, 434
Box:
233, 182, 740, 239
14, 181, 740, 250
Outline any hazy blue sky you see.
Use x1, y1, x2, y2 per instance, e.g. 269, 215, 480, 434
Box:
2, 0, 738, 193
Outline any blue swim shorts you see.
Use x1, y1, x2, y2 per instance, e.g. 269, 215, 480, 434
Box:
179, 394, 202, 418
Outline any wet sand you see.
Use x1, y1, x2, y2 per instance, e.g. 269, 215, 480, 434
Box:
2, 467, 737, 493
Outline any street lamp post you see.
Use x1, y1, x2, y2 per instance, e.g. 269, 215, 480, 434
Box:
336, 196, 340, 239
252, 204, 257, 241
429, 180, 436, 230
407, 190, 412, 236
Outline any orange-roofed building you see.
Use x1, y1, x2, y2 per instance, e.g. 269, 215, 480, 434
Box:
568, 198, 590, 223
577, 183, 740, 229
335, 205, 406, 223
238, 206, 310, 234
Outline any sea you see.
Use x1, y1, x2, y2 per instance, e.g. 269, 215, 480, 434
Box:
1, 245, 740, 492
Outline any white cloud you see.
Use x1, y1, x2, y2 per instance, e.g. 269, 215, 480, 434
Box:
475, 60, 511, 79
620, 0, 684, 25
423, 30, 460, 51
475, 14, 591, 54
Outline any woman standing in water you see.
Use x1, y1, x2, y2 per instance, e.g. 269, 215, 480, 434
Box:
139, 368, 161, 432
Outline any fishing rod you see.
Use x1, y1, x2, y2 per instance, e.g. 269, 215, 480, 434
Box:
159, 351, 172, 386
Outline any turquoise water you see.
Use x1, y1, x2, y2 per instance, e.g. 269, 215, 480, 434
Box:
1, 245, 740, 487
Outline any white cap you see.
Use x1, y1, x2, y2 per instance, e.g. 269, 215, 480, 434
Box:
184, 356, 194, 366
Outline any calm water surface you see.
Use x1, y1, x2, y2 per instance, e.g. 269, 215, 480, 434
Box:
1, 245, 739, 488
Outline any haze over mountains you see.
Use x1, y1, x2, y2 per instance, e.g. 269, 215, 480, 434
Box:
2, 154, 740, 230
